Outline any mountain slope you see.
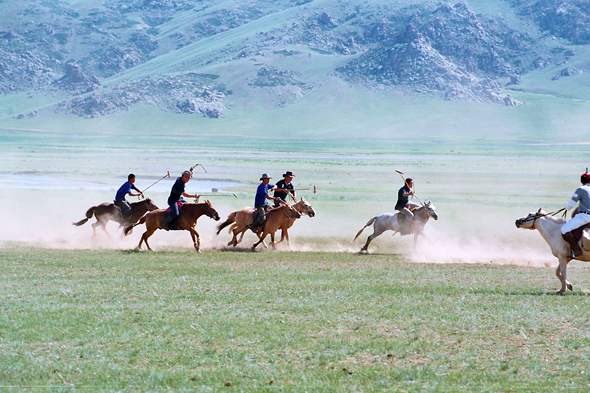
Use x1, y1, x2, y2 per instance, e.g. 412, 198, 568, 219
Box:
1, 0, 590, 121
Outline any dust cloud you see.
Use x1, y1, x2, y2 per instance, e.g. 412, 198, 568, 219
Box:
0, 187, 558, 268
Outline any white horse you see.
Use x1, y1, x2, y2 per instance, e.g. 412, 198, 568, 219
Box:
515, 208, 590, 294
353, 200, 439, 253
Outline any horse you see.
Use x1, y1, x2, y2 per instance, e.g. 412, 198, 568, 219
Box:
216, 206, 257, 247
216, 204, 301, 250
270, 197, 316, 249
353, 200, 439, 253
73, 198, 159, 235
251, 205, 301, 251
123, 201, 220, 252
515, 208, 590, 294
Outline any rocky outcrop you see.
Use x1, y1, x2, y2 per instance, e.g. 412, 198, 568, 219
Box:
53, 62, 100, 94
54, 74, 227, 118
339, 32, 520, 105
517, 0, 590, 44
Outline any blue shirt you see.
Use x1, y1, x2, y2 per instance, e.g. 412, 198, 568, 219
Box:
115, 181, 138, 201
168, 177, 186, 205
255, 182, 274, 207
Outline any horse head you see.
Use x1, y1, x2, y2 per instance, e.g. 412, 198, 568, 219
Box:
296, 197, 316, 217
287, 206, 302, 219
204, 200, 221, 221
515, 208, 545, 229
144, 198, 159, 211
423, 200, 438, 220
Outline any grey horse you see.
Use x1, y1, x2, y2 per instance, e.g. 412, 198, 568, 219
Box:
353, 200, 439, 253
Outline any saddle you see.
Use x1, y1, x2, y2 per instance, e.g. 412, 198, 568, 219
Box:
573, 226, 590, 252
164, 201, 184, 230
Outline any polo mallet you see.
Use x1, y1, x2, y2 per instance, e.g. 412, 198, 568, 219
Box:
139, 171, 171, 197
190, 163, 208, 175
195, 193, 238, 202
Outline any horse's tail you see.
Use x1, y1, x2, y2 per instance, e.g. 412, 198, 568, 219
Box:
352, 216, 377, 242
124, 215, 147, 236
72, 206, 96, 226
216, 212, 237, 235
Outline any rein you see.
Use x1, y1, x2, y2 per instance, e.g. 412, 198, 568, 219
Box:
521, 208, 566, 226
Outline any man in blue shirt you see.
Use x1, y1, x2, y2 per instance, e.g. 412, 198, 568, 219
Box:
114, 174, 143, 222
161, 170, 199, 230
251, 173, 282, 233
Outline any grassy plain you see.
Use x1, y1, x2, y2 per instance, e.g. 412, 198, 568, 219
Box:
2, 248, 590, 391
2, 78, 590, 390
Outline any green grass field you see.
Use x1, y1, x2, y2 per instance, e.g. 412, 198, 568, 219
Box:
2, 248, 590, 391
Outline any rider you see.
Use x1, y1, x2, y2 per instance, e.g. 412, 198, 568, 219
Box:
161, 170, 199, 231
395, 177, 420, 220
273, 171, 296, 207
114, 174, 143, 222
561, 172, 590, 257
250, 173, 281, 233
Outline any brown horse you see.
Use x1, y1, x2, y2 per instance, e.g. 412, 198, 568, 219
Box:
215, 206, 257, 247
215, 205, 301, 250
73, 198, 159, 235
251, 205, 302, 251
123, 201, 220, 252
270, 197, 316, 249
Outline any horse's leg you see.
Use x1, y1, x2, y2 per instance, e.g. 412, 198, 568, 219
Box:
361, 228, 386, 253
252, 232, 269, 251
142, 228, 157, 251
556, 255, 571, 294
189, 228, 200, 252
555, 256, 573, 293
229, 227, 240, 247
269, 232, 276, 250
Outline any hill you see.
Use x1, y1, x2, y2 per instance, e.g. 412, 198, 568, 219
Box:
1, 0, 590, 126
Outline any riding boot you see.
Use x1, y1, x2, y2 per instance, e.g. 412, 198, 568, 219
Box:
562, 232, 583, 258
161, 215, 172, 231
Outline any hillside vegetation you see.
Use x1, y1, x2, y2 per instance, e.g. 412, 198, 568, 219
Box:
1, 0, 590, 125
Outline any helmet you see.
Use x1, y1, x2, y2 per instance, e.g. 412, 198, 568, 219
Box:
182, 170, 192, 178
581, 172, 590, 184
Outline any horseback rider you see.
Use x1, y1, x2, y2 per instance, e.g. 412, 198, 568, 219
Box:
561, 172, 590, 257
161, 170, 199, 231
250, 173, 282, 233
395, 178, 420, 219
114, 174, 144, 222
273, 171, 296, 207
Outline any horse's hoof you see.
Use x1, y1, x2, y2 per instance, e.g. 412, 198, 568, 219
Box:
557, 290, 566, 295
567, 283, 573, 291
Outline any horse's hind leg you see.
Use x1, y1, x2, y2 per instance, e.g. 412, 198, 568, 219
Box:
142, 229, 157, 251
361, 229, 385, 253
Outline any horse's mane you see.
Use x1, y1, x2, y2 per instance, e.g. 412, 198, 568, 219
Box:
130, 198, 151, 205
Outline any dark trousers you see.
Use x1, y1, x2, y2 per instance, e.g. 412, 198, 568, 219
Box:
253, 206, 266, 227
169, 201, 180, 219
114, 200, 131, 219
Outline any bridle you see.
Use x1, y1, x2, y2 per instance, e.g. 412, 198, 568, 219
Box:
516, 208, 565, 227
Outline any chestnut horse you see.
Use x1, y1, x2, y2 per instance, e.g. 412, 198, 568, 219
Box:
216, 204, 301, 250
516, 208, 590, 294
73, 198, 159, 235
124, 201, 220, 252
251, 205, 301, 251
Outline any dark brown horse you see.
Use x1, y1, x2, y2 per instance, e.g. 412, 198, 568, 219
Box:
124, 201, 220, 252
73, 198, 159, 235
